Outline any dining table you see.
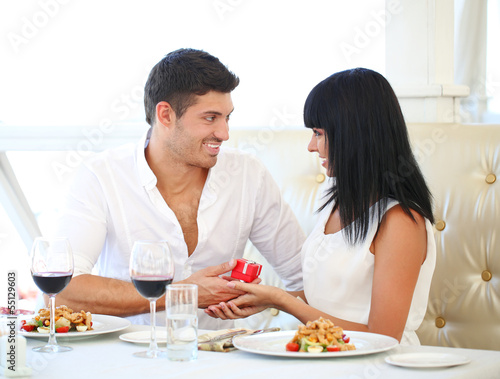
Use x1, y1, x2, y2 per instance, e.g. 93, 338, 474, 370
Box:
9, 320, 499, 379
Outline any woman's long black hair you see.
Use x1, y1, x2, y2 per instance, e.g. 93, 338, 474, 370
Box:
304, 68, 434, 244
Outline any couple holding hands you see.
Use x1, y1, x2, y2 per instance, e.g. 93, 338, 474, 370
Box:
54, 48, 435, 346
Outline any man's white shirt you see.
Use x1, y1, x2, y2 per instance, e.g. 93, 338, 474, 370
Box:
54, 129, 305, 329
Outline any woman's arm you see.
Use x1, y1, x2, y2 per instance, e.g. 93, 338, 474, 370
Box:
364, 205, 427, 341
206, 284, 373, 332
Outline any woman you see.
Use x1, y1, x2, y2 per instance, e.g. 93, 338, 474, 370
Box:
206, 68, 436, 345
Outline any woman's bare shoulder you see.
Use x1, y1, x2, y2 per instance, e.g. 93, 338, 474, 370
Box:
372, 204, 427, 261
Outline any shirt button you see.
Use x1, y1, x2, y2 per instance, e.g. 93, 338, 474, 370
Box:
183, 265, 192, 278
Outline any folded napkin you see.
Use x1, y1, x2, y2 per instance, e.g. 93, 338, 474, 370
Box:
198, 327, 280, 352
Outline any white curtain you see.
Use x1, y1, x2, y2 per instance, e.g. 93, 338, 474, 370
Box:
454, 0, 488, 122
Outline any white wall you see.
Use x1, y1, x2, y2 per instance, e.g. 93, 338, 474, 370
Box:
385, 0, 469, 123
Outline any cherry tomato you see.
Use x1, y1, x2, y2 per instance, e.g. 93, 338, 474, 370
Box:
326, 345, 340, 352
21, 324, 35, 332
286, 342, 300, 352
342, 334, 350, 343
56, 326, 70, 333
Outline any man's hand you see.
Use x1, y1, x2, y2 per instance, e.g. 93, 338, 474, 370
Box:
183, 259, 246, 308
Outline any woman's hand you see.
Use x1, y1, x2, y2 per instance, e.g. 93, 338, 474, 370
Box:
204, 281, 282, 320
204, 300, 267, 320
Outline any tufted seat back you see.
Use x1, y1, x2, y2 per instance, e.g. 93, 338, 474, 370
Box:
226, 124, 499, 350
408, 123, 499, 350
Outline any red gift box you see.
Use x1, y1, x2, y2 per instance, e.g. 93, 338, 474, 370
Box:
231, 259, 262, 282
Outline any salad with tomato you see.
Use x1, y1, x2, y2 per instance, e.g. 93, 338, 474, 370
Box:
286, 317, 355, 353
20, 305, 93, 334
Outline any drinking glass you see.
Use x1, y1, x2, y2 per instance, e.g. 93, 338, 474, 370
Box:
166, 284, 198, 361
129, 240, 174, 358
30, 237, 74, 353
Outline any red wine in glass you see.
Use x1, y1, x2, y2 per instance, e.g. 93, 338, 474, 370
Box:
32, 272, 73, 295
30, 237, 74, 353
132, 276, 173, 299
129, 240, 174, 359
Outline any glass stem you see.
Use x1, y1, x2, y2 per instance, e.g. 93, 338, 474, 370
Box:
148, 300, 158, 353
47, 294, 57, 347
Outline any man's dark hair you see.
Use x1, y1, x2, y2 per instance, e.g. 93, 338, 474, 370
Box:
144, 48, 239, 125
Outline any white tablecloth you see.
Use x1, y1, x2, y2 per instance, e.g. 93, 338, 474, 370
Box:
16, 325, 500, 379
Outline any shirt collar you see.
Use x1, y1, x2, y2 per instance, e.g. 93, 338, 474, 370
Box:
136, 127, 157, 189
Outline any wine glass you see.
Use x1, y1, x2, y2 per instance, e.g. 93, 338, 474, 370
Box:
129, 240, 174, 358
30, 237, 74, 353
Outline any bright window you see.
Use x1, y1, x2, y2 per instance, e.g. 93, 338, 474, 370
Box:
486, 0, 500, 119
0, 0, 386, 128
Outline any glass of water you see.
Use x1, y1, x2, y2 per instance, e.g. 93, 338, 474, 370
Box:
166, 284, 198, 361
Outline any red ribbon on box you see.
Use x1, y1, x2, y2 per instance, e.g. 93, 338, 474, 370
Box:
231, 259, 262, 282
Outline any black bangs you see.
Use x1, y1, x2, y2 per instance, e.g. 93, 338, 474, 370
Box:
304, 79, 325, 130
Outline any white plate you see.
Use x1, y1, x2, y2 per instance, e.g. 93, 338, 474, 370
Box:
19, 314, 131, 339
232, 330, 398, 358
119, 328, 211, 344
119, 328, 167, 344
385, 352, 471, 368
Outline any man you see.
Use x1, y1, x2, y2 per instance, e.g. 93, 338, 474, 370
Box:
55, 48, 305, 329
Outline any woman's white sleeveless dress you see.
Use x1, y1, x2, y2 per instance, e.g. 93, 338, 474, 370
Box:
301, 199, 436, 345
